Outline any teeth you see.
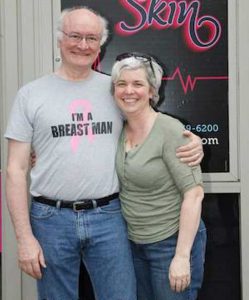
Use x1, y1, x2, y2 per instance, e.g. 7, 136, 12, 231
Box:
123, 98, 136, 103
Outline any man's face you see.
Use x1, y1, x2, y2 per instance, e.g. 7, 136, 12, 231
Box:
58, 9, 102, 71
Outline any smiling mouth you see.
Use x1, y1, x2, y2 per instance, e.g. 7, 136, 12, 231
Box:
123, 98, 137, 103
71, 51, 91, 56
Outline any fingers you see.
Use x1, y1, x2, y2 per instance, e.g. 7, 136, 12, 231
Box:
176, 140, 202, 154
182, 130, 191, 136
39, 250, 47, 269
189, 152, 204, 166
177, 130, 204, 166
17, 236, 46, 279
169, 275, 191, 292
176, 140, 204, 166
179, 151, 204, 166
30, 150, 37, 168
19, 258, 43, 279
18, 248, 46, 279
169, 255, 191, 293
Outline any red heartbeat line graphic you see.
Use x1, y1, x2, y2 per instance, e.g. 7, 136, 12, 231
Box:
163, 67, 229, 94
94, 59, 229, 95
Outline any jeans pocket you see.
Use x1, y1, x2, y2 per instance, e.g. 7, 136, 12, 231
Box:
30, 201, 57, 219
98, 199, 122, 214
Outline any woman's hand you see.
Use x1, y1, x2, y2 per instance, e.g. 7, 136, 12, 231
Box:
169, 255, 191, 292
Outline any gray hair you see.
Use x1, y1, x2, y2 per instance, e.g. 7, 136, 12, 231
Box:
56, 6, 109, 46
111, 56, 163, 106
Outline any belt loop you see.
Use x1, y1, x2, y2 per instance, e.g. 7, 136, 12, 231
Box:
56, 200, 62, 209
92, 199, 97, 209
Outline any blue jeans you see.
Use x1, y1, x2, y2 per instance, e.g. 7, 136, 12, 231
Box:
130, 220, 206, 300
30, 198, 136, 300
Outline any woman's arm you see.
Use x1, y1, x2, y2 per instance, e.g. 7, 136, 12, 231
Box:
168, 185, 204, 292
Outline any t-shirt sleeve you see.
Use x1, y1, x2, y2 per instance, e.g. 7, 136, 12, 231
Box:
4, 89, 33, 142
162, 118, 203, 195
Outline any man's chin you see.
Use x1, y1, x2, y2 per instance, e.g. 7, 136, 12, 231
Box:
72, 58, 94, 68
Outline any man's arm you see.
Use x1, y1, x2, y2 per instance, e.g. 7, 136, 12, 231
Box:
176, 131, 204, 166
6, 139, 46, 279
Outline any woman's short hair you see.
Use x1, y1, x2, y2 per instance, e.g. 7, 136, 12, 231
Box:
56, 6, 109, 46
111, 53, 163, 106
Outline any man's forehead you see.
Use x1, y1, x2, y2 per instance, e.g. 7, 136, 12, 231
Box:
63, 9, 102, 32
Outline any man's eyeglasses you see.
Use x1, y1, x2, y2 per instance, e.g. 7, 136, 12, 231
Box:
61, 31, 100, 45
115, 52, 156, 77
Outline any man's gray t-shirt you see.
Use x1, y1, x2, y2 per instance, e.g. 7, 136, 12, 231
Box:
5, 71, 122, 200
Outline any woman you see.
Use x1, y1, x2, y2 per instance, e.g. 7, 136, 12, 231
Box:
111, 52, 206, 300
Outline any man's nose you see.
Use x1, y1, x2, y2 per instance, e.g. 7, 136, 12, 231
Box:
77, 37, 89, 49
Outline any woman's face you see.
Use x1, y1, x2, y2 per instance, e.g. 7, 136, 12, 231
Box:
114, 68, 153, 116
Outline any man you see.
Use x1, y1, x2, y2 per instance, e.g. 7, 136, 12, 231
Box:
5, 6, 203, 300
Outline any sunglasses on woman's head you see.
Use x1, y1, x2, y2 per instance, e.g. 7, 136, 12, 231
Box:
115, 52, 156, 77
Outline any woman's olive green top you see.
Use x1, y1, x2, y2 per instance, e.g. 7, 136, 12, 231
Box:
116, 113, 202, 244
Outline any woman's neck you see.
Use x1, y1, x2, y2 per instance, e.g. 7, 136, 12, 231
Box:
125, 107, 157, 133
124, 108, 158, 151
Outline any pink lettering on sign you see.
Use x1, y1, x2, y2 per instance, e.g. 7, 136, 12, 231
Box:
115, 0, 222, 52
69, 100, 94, 152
